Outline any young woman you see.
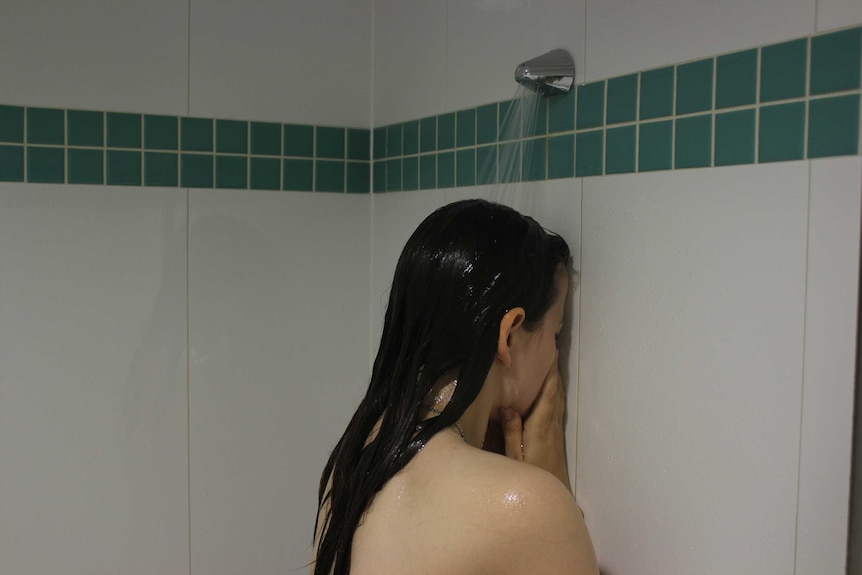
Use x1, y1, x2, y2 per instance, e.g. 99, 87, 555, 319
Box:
312, 199, 598, 575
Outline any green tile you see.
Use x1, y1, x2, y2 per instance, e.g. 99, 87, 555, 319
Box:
438, 113, 455, 150
419, 154, 436, 190
106, 150, 141, 185
477, 144, 497, 184
715, 109, 755, 165
477, 103, 498, 144
347, 161, 370, 193
548, 89, 575, 133
216, 155, 247, 189
548, 134, 574, 179
457, 108, 476, 147
28, 147, 65, 183
420, 116, 436, 152
181, 118, 213, 152
373, 127, 386, 159
457, 148, 476, 187
498, 141, 521, 183
386, 158, 402, 191
402, 156, 419, 191
761, 39, 807, 102
524, 98, 548, 137
607, 74, 638, 124
144, 152, 178, 186
402, 122, 419, 156
0, 106, 24, 143
317, 126, 345, 159
522, 138, 546, 181
316, 160, 345, 192
499, 100, 521, 141
811, 28, 861, 95
250, 122, 281, 155
250, 157, 280, 190
68, 148, 103, 184
758, 102, 805, 163
67, 110, 103, 147
284, 124, 313, 157
181, 154, 213, 188
386, 124, 402, 157
28, 108, 65, 145
145, 115, 178, 150
107, 112, 141, 148
575, 130, 603, 177
216, 120, 248, 154
674, 114, 712, 169
283, 158, 313, 191
0, 145, 24, 181
808, 94, 860, 158
437, 151, 455, 188
577, 81, 605, 129
640, 67, 674, 120
676, 59, 714, 115
605, 125, 636, 174
373, 161, 386, 192
638, 120, 673, 172
348, 128, 371, 160
716, 49, 757, 109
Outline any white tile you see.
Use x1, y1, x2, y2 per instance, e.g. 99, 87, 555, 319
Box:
577, 163, 809, 574
0, 1, 188, 115
446, 0, 586, 110
585, 0, 815, 82
373, 0, 447, 126
795, 158, 861, 574
0, 185, 189, 575
189, 190, 371, 574
190, 0, 372, 126
817, 0, 862, 31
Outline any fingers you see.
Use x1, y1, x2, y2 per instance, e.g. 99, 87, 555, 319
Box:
528, 359, 565, 422
500, 407, 524, 461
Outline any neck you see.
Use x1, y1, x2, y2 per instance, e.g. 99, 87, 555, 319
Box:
422, 369, 501, 448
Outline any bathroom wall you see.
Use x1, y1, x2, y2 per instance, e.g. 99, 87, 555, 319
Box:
0, 1, 372, 574
1, 1, 860, 574
371, 1, 862, 573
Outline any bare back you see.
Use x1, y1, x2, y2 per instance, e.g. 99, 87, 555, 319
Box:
344, 430, 598, 575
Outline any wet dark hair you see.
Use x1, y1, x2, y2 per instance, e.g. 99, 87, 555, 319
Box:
312, 199, 571, 574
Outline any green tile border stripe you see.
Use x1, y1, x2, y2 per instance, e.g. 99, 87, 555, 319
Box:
371, 25, 862, 192
0, 107, 371, 193
0, 26, 859, 192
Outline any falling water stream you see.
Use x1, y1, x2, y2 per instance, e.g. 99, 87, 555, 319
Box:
483, 84, 547, 208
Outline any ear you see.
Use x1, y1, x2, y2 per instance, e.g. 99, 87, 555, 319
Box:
496, 307, 526, 367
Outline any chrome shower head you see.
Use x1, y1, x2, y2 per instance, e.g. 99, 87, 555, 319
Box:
514, 49, 574, 96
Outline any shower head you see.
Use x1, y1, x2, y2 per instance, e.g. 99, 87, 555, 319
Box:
514, 49, 574, 96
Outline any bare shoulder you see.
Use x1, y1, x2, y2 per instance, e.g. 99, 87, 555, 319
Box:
461, 452, 598, 575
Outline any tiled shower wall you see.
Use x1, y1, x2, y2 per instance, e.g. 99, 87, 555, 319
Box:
1, 1, 862, 575
0, 2, 373, 575
372, 27, 860, 192
371, 1, 862, 575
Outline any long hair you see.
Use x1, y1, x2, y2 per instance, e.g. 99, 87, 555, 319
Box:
313, 199, 570, 574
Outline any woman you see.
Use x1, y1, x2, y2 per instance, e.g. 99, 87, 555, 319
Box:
312, 199, 598, 574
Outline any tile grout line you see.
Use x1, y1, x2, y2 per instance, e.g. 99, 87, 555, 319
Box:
755, 48, 762, 163
711, 55, 718, 168
671, 66, 677, 169
792, 160, 813, 575
804, 37, 812, 160
186, 0, 192, 570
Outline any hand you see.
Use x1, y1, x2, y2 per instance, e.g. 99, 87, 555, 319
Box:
500, 358, 572, 491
